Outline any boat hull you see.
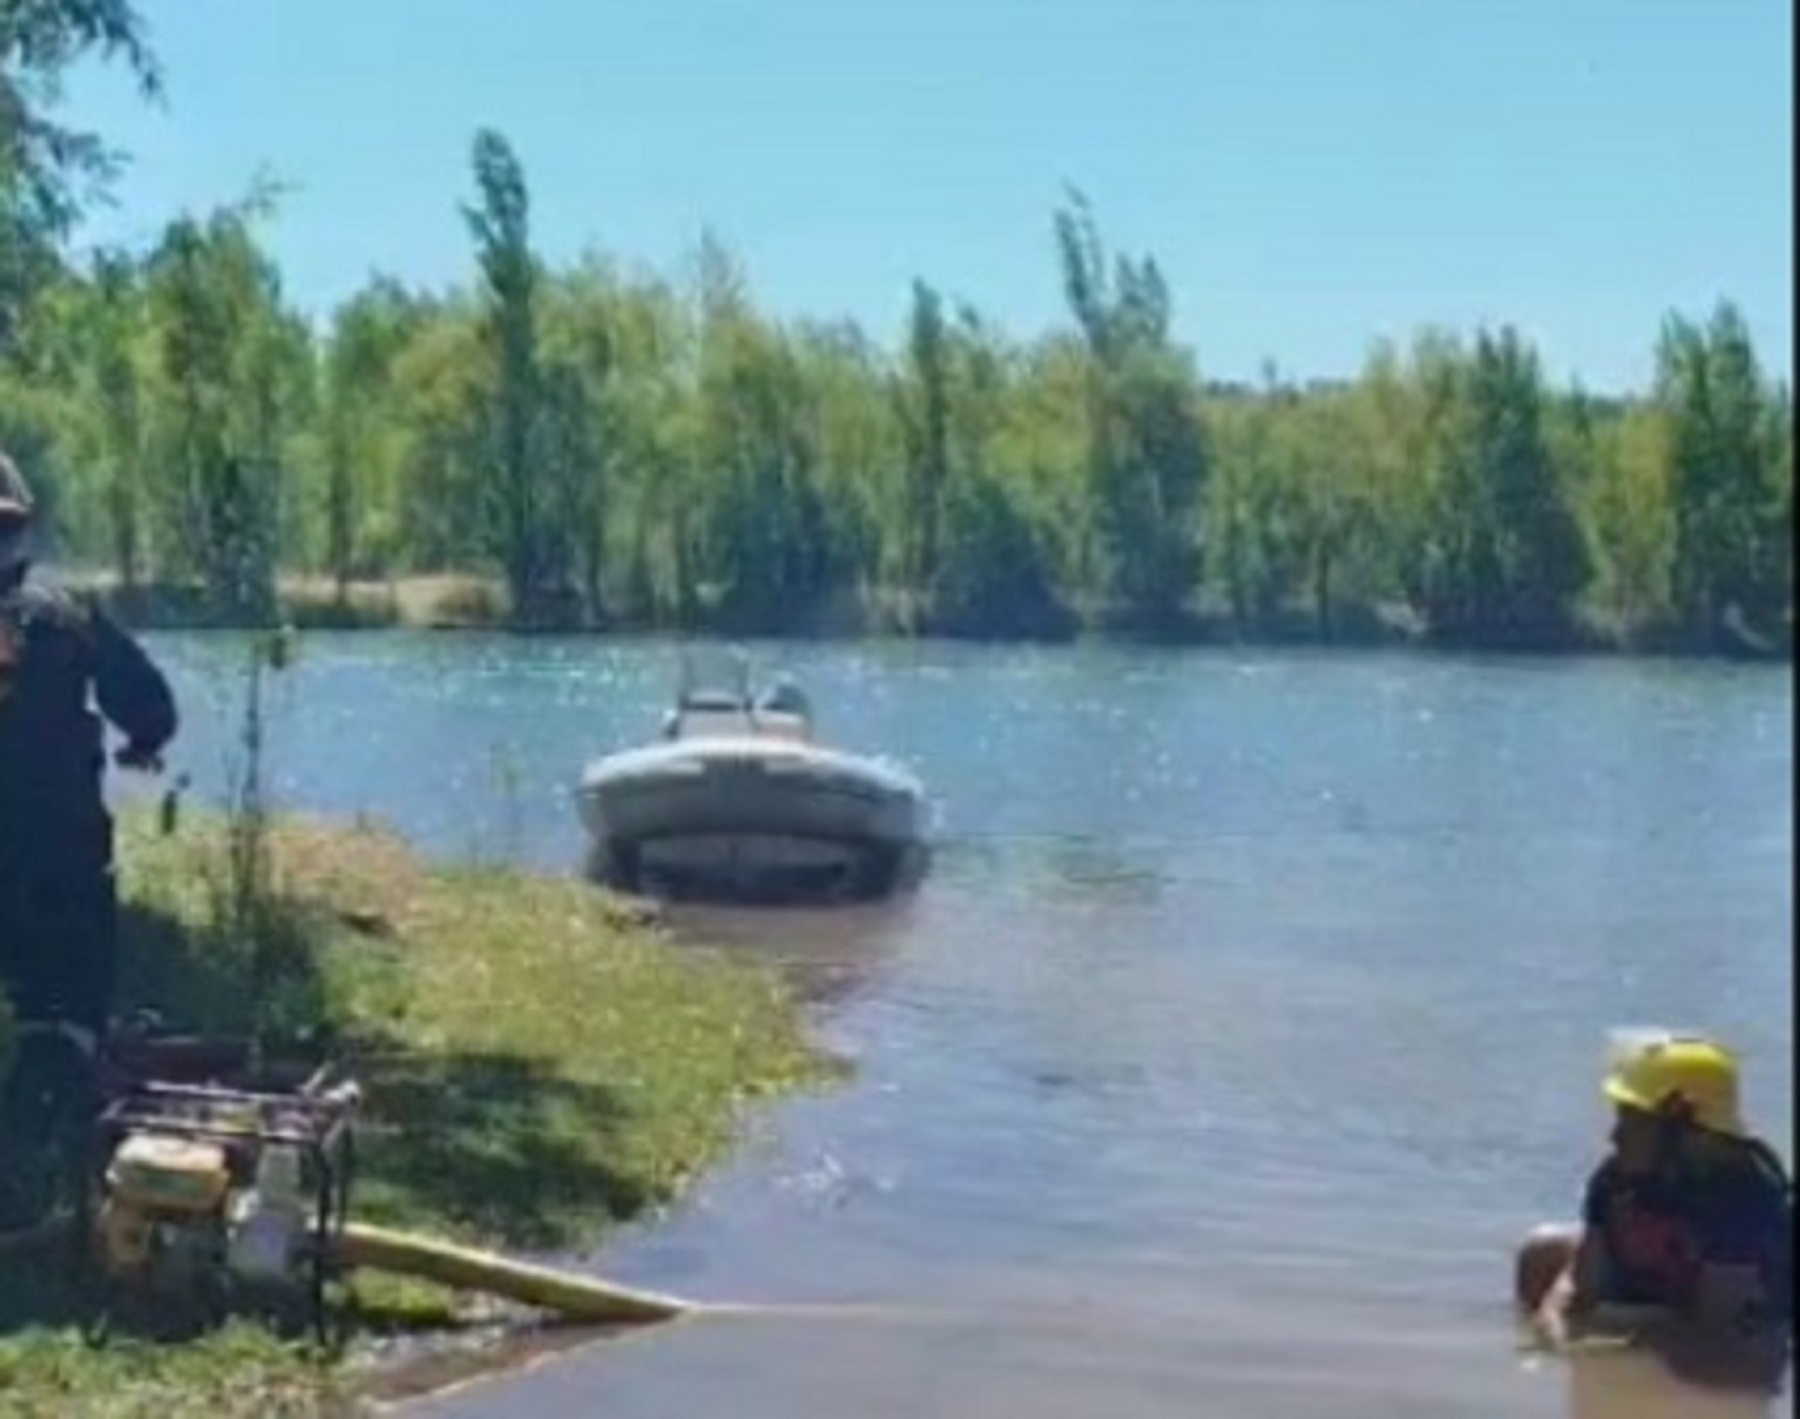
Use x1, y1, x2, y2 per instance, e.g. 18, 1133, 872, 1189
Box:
576, 741, 928, 902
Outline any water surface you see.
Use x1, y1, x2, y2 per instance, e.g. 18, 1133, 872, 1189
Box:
134, 633, 1794, 1417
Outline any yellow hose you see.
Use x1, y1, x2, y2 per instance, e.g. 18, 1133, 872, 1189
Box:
11, 1211, 889, 1331
333, 1221, 690, 1326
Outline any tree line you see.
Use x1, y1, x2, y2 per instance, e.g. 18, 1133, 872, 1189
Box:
3, 7, 1791, 654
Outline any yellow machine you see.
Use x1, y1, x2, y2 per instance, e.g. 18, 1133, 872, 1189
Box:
82, 1070, 359, 1337
96, 1131, 235, 1280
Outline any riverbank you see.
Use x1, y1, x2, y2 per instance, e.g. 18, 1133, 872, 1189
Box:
56, 570, 1792, 663
0, 811, 840, 1417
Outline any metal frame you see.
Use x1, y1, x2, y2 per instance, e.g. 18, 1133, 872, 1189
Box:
80, 1069, 360, 1343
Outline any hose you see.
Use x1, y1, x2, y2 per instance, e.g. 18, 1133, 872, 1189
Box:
333, 1221, 690, 1325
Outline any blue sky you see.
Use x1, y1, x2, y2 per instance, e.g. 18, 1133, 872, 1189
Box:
62, 0, 1793, 393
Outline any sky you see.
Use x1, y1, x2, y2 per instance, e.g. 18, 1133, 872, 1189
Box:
59, 0, 1794, 395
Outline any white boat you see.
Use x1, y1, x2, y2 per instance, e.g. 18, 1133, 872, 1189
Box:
575, 650, 929, 902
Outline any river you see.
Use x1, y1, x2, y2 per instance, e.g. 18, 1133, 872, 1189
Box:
127, 632, 1793, 1418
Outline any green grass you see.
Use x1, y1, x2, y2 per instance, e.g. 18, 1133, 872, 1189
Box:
0, 810, 841, 1415
0, 1321, 349, 1419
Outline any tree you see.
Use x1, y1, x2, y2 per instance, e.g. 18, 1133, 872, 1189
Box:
790, 317, 895, 617
464, 128, 570, 622
85, 248, 146, 587
1, 0, 160, 354
1053, 190, 1207, 624
1458, 327, 1585, 643
1582, 402, 1674, 639
141, 199, 300, 620
388, 294, 486, 570
896, 279, 950, 607
0, 119, 1785, 659
319, 278, 422, 591
690, 238, 833, 630
1761, 385, 1793, 638
1657, 301, 1779, 646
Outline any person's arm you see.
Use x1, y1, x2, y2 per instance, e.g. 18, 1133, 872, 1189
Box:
86, 603, 177, 759
1534, 1228, 1609, 1346
1535, 1170, 1618, 1346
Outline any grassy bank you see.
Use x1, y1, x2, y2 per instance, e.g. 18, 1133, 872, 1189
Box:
0, 811, 840, 1416
55, 569, 1792, 661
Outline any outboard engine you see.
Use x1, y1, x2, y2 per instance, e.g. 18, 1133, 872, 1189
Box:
757, 675, 812, 722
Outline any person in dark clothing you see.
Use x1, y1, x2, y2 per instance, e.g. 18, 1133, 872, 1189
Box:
0, 453, 177, 1046
1515, 1032, 1792, 1352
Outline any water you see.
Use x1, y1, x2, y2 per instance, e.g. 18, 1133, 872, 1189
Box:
129, 632, 1793, 1417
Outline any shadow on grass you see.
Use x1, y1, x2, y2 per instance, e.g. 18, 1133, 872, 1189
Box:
119, 900, 640, 1247
0, 1242, 85, 1337
113, 893, 350, 1055
355, 1050, 644, 1255
115, 895, 263, 1034
109, 900, 646, 1259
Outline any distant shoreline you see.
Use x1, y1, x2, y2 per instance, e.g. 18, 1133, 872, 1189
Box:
59, 570, 1792, 665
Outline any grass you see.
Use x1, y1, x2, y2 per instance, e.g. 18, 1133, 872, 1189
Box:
0, 809, 842, 1416
0, 1317, 350, 1419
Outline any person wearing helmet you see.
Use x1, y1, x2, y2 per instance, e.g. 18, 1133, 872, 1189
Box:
0, 452, 177, 1048
1516, 1032, 1793, 1350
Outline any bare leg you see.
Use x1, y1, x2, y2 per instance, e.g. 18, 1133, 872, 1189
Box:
1515, 1223, 1579, 1314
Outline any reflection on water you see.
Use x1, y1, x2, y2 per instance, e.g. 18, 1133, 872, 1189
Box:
660, 895, 921, 1008
1021, 834, 1174, 904
134, 635, 1792, 1418
415, 1309, 1789, 1419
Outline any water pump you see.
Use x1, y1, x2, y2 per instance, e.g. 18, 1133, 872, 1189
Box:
84, 1069, 360, 1336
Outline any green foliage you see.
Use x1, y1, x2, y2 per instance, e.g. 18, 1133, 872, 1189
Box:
1655, 302, 1791, 648
1, 122, 1787, 654
1, 0, 160, 355
139, 201, 301, 622
1054, 189, 1208, 624
1412, 327, 1589, 647
464, 128, 574, 624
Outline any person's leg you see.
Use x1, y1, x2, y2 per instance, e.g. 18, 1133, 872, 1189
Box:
72, 872, 118, 1039
53, 874, 116, 1041
12, 871, 114, 1042
0, 889, 24, 1014
0, 893, 62, 1025
0, 885, 102, 1229
1515, 1222, 1580, 1313
34, 802, 118, 1041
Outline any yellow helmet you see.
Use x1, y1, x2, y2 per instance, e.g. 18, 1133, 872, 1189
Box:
1603, 1031, 1745, 1136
